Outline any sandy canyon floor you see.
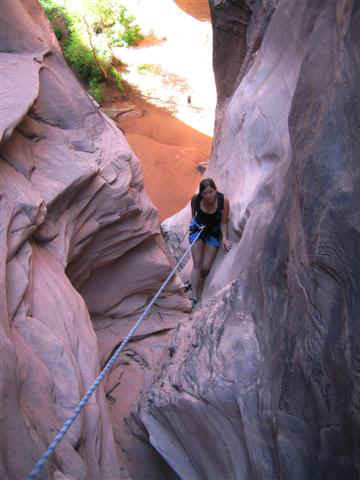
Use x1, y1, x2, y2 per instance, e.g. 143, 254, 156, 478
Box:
102, 0, 216, 220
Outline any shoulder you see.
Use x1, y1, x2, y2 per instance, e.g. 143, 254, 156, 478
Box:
191, 194, 199, 214
221, 195, 230, 214
217, 192, 228, 208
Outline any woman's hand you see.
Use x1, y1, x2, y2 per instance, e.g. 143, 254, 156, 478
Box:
222, 239, 232, 252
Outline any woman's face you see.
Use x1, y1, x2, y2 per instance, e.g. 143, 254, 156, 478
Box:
202, 186, 217, 202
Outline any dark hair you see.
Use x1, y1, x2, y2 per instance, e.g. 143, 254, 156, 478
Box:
199, 178, 217, 197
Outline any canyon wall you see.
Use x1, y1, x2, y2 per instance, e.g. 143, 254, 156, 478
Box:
139, 0, 360, 479
3, 1, 360, 479
0, 1, 190, 479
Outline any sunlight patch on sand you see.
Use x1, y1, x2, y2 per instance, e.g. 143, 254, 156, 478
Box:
114, 0, 216, 137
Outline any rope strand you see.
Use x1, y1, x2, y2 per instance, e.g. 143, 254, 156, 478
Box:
26, 225, 204, 480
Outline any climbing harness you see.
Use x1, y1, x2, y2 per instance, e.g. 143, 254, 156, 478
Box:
26, 225, 204, 480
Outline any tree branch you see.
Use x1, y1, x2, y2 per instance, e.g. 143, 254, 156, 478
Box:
83, 15, 108, 80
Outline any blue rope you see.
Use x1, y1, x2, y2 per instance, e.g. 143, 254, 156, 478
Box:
26, 225, 204, 480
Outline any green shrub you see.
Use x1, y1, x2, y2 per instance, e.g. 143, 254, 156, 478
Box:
88, 77, 105, 103
121, 24, 143, 46
53, 25, 63, 40
40, 0, 73, 31
63, 29, 103, 82
40, 0, 143, 104
110, 67, 123, 91
86, 2, 143, 47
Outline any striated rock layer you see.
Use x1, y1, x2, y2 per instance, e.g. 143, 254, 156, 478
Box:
0, 0, 190, 479
139, 1, 360, 479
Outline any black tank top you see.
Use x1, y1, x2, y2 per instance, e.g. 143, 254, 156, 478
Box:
191, 192, 224, 229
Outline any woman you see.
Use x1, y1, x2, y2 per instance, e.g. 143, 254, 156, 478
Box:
189, 178, 232, 308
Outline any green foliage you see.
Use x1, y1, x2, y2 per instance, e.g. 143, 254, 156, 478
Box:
39, 0, 142, 103
110, 67, 123, 91
40, 0, 65, 22
88, 77, 105, 103
121, 24, 143, 46
53, 25, 63, 40
63, 28, 103, 82
39, 0, 73, 32
85, 1, 143, 47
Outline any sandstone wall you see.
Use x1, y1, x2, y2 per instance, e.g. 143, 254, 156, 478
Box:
140, 1, 360, 479
0, 1, 190, 478
174, 0, 211, 21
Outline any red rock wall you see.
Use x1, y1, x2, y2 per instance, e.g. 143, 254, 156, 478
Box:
0, 1, 190, 478
174, 0, 211, 21
139, 1, 360, 479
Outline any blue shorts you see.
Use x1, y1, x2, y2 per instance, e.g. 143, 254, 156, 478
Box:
188, 219, 221, 248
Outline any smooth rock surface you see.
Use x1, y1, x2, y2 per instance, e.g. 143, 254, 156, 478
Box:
139, 1, 360, 479
0, 1, 190, 478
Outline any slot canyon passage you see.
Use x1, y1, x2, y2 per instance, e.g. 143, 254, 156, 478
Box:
2, 0, 360, 479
